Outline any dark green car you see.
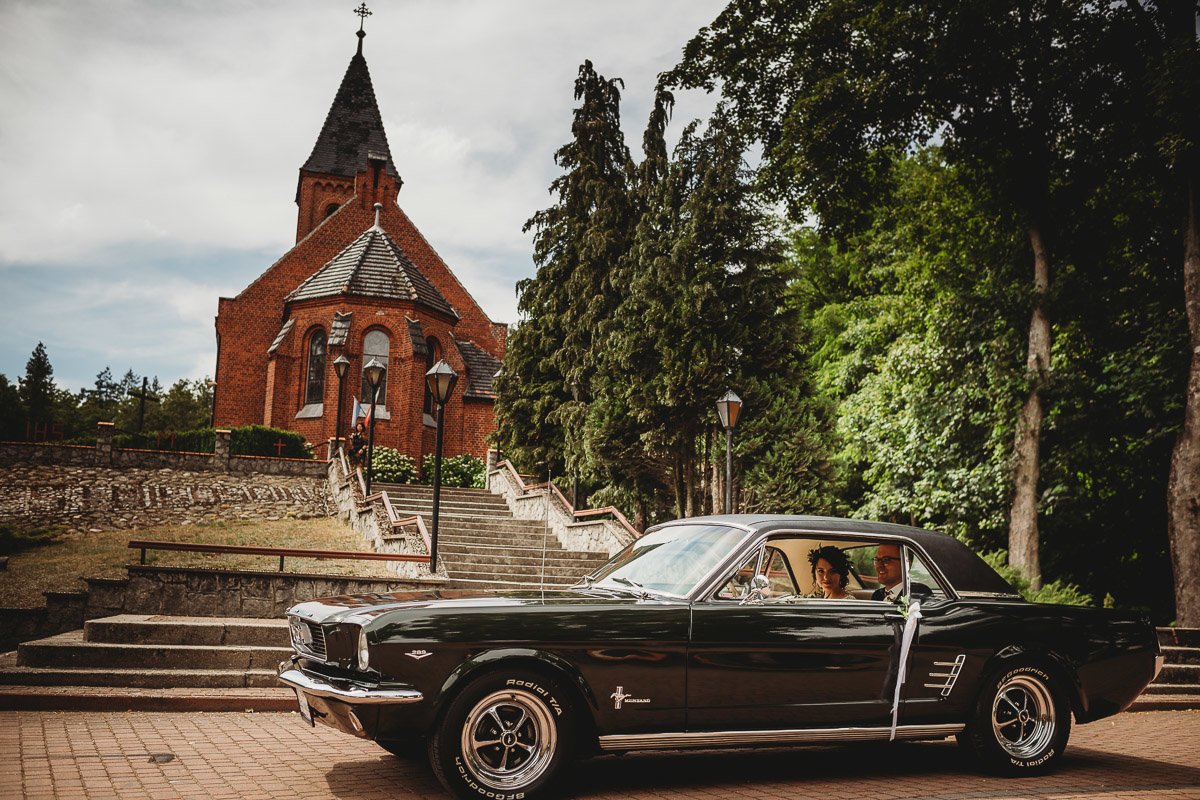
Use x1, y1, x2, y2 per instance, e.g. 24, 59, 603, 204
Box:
278, 515, 1161, 800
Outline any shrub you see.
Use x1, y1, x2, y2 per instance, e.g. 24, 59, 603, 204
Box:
422, 453, 486, 488
981, 550, 1093, 607
372, 446, 417, 484
230, 425, 312, 459
0, 525, 59, 556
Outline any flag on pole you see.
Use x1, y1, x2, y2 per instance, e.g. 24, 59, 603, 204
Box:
351, 397, 361, 427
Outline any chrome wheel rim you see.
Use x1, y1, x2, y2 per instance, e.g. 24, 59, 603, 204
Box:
461, 689, 557, 791
991, 675, 1056, 759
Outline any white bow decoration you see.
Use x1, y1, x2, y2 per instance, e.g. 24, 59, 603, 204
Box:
889, 599, 922, 741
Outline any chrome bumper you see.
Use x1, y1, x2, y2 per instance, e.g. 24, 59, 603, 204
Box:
1153, 654, 1165, 681
277, 663, 424, 705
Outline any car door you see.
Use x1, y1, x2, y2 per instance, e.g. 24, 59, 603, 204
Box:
687, 538, 904, 730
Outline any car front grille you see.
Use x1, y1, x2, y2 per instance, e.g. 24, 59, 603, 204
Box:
290, 617, 327, 660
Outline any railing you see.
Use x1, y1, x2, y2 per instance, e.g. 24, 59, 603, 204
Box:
496, 459, 641, 539
127, 539, 430, 570
334, 445, 434, 560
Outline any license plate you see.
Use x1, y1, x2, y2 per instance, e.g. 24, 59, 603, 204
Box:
295, 690, 315, 727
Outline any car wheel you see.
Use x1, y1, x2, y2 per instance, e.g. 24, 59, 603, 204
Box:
429, 670, 573, 800
962, 662, 1071, 775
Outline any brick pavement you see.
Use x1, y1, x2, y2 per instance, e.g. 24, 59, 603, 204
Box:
1, 709, 1197, 800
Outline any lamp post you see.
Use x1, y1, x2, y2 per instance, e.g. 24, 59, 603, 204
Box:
715, 390, 742, 514
332, 354, 350, 457
425, 359, 458, 574
363, 357, 386, 495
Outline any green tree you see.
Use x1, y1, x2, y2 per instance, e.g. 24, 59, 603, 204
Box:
495, 60, 635, 479
668, 0, 1124, 587
19, 342, 56, 431
0, 374, 24, 441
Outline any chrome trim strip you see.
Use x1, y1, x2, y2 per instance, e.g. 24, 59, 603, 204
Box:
597, 723, 964, 751
923, 654, 966, 697
277, 666, 423, 705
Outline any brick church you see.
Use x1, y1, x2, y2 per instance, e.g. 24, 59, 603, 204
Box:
212, 22, 505, 461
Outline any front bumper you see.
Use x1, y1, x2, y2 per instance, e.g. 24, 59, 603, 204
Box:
277, 660, 424, 739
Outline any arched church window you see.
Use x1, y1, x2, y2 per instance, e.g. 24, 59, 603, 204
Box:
324, 203, 340, 218
305, 329, 326, 405
361, 329, 390, 405
423, 336, 443, 417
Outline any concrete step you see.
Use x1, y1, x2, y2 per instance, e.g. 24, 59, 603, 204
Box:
1157, 627, 1200, 648
388, 501, 512, 516
17, 630, 290, 671
446, 567, 589, 585
439, 551, 608, 569
1156, 663, 1200, 685
0, 685, 297, 712
1142, 682, 1200, 696
0, 652, 281, 689
413, 517, 545, 532
1161, 645, 1200, 666
1128, 692, 1200, 712
83, 615, 288, 647
439, 540, 605, 557
376, 486, 508, 504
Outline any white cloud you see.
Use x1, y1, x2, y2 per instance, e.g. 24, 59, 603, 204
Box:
0, 0, 726, 388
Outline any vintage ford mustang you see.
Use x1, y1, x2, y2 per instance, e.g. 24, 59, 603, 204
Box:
278, 515, 1161, 800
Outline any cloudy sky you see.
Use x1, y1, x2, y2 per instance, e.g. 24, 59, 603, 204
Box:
0, 0, 726, 391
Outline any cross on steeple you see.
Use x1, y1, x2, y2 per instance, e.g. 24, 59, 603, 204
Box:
353, 3, 372, 54
354, 3, 372, 32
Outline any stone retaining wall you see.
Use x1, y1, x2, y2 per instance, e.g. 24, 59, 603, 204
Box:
0, 463, 332, 533
0, 423, 326, 479
0, 566, 441, 651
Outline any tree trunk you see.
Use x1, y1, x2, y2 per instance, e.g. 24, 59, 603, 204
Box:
1168, 172, 1200, 626
1009, 224, 1052, 589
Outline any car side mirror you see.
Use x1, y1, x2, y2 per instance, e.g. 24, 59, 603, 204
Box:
740, 574, 771, 605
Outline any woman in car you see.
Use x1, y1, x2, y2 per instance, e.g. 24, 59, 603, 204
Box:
809, 545, 853, 600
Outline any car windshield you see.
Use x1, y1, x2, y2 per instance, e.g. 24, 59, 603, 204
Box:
585, 524, 748, 598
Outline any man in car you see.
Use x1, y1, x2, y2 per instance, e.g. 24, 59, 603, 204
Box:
871, 543, 931, 602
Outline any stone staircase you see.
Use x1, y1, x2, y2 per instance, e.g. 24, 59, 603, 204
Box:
0, 614, 294, 710
374, 483, 612, 588
1135, 627, 1200, 710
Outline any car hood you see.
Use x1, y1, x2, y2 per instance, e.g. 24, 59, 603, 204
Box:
287, 587, 670, 625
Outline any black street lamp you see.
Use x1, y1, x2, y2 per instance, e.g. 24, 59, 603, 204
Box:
425, 359, 458, 574
715, 390, 742, 514
333, 354, 351, 457
363, 357, 386, 495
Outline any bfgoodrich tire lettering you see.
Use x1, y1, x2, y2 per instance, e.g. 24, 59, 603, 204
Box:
429, 670, 572, 800
962, 662, 1071, 775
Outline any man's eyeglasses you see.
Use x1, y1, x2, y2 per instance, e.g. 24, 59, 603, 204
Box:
872, 556, 900, 567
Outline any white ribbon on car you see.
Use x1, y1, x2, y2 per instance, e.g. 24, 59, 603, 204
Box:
889, 599, 922, 741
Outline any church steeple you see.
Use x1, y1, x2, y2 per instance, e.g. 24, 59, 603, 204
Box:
294, 6, 401, 242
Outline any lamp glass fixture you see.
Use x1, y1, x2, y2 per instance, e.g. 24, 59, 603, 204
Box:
425, 359, 458, 404
364, 357, 386, 389
716, 390, 742, 430
333, 354, 351, 379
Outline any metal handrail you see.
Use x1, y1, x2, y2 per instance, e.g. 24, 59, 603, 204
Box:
127, 539, 430, 570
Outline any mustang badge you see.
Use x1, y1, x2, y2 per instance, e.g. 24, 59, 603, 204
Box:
610, 686, 651, 710
405, 649, 433, 660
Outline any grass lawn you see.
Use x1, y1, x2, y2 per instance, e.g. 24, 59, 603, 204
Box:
0, 517, 398, 608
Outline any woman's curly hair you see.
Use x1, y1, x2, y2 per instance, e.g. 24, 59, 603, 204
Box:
808, 545, 851, 590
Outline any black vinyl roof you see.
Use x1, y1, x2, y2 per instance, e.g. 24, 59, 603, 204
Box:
657, 514, 1019, 597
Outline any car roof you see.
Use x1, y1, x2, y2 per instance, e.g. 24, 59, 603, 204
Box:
653, 514, 1019, 597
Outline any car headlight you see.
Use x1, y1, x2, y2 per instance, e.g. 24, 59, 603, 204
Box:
357, 627, 370, 671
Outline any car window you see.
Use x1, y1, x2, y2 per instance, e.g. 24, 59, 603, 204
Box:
907, 550, 948, 600
715, 548, 762, 601
762, 547, 798, 596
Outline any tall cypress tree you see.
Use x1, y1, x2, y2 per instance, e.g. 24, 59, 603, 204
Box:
19, 342, 56, 428
494, 61, 634, 478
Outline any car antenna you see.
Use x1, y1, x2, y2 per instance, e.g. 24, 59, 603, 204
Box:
539, 464, 552, 597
